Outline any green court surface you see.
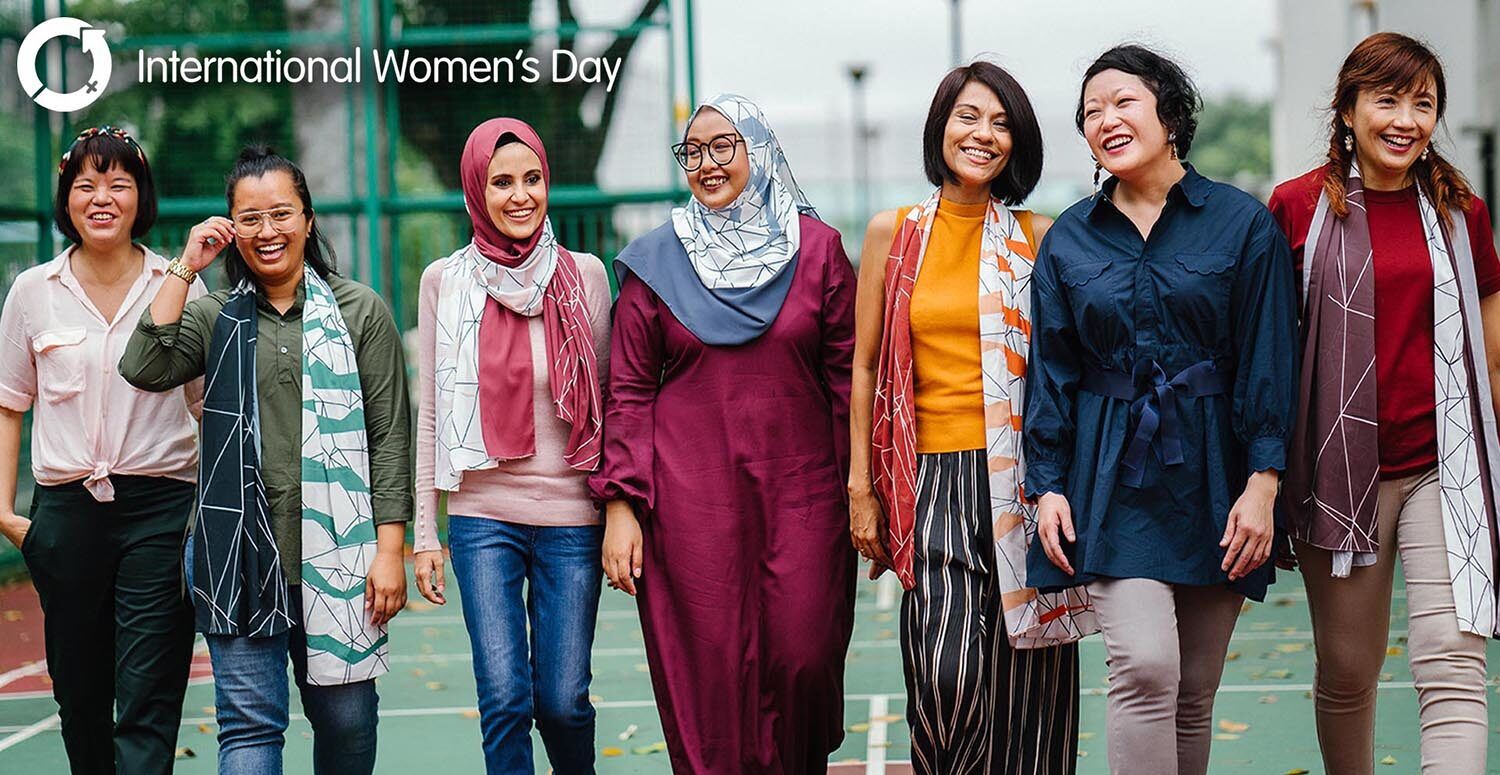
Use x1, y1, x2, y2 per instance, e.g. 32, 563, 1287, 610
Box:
2, 563, 1499, 773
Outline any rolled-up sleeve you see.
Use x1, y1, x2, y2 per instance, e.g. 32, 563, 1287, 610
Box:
119, 300, 213, 392
587, 272, 663, 515
1231, 210, 1298, 475
0, 281, 35, 412
1023, 234, 1080, 498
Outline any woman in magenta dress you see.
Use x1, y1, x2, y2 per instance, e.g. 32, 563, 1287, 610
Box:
591, 93, 857, 773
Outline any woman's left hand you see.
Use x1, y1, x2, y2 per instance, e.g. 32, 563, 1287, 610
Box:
1221, 470, 1279, 581
365, 549, 408, 627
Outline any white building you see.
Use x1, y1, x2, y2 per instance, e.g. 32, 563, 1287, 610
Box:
1273, 0, 1499, 210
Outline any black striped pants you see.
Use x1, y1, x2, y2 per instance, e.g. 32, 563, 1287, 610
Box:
901, 450, 1080, 774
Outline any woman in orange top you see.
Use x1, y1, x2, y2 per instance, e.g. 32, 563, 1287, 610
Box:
849, 61, 1088, 774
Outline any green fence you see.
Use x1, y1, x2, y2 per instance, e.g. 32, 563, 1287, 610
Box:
0, 0, 698, 574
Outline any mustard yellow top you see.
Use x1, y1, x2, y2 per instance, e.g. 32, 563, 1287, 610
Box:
905, 199, 1035, 453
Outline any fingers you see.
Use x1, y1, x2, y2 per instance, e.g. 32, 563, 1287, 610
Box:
1059, 508, 1076, 544
1220, 510, 1239, 549
432, 561, 446, 603
1040, 517, 1074, 576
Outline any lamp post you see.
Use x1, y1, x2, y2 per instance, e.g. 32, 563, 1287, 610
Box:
950, 0, 963, 66
848, 63, 871, 228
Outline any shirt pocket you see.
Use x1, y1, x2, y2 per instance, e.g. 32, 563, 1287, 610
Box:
1058, 259, 1111, 288
31, 326, 87, 403
1171, 251, 1238, 300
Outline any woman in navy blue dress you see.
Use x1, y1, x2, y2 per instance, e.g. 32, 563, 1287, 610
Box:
1022, 45, 1297, 775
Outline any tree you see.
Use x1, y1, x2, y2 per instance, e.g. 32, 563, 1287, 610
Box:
1189, 96, 1273, 191
392, 0, 666, 189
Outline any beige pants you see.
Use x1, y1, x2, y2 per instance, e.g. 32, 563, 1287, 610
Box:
1297, 467, 1489, 775
1086, 578, 1244, 775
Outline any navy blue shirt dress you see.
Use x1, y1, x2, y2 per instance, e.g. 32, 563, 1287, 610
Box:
1023, 165, 1297, 601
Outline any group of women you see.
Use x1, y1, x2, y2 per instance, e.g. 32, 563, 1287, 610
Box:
0, 28, 1493, 775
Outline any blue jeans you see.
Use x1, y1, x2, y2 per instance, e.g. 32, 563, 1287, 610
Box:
201, 579, 379, 775
448, 516, 603, 775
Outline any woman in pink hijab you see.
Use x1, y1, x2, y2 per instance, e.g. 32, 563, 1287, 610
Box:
411, 118, 612, 774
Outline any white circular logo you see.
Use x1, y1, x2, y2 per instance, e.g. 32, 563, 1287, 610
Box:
16, 17, 112, 113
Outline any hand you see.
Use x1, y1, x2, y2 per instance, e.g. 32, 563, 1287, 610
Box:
602, 501, 643, 596
413, 549, 446, 605
1036, 492, 1076, 575
0, 512, 29, 550
364, 549, 407, 627
848, 484, 892, 580
179, 217, 236, 272
1221, 470, 1278, 581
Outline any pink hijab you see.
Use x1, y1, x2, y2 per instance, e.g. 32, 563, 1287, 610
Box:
460, 118, 602, 470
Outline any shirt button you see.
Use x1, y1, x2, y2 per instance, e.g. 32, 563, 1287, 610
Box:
280, 346, 288, 354
279, 321, 286, 328
161, 336, 175, 347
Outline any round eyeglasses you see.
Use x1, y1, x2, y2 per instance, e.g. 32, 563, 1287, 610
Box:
671, 134, 745, 172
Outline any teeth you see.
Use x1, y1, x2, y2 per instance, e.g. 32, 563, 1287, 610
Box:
962, 148, 995, 161
1105, 137, 1131, 150
507, 208, 534, 218
88, 213, 114, 221
256, 244, 285, 255
1383, 135, 1414, 147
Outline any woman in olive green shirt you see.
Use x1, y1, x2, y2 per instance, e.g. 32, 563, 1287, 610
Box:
120, 145, 410, 775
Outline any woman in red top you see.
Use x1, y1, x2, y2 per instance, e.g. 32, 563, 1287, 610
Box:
1269, 32, 1500, 774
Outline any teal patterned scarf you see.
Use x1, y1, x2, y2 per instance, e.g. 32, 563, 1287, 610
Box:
195, 269, 387, 685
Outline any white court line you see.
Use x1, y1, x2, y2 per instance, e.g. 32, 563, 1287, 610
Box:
865, 695, 889, 775
0, 713, 58, 753
875, 574, 898, 611
0, 660, 47, 689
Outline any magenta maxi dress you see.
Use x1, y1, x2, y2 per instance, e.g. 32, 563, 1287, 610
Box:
589, 215, 858, 773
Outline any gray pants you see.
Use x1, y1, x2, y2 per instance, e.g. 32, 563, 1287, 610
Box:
1297, 467, 1488, 775
1086, 577, 1243, 775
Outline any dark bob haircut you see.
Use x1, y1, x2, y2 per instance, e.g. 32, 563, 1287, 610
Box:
54, 130, 158, 246
221, 144, 339, 289
922, 61, 1043, 206
1075, 44, 1202, 159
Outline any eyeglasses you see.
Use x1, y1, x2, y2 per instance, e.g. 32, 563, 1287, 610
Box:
670, 134, 745, 171
232, 207, 304, 238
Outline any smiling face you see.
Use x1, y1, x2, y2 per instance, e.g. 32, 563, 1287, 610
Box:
1345, 76, 1438, 189
483, 141, 548, 241
230, 170, 310, 288
67, 160, 138, 251
941, 80, 1013, 192
682, 108, 750, 210
1080, 69, 1175, 182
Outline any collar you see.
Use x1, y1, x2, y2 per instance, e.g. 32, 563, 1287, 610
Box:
1086, 163, 1210, 219
45, 244, 165, 280
253, 277, 307, 317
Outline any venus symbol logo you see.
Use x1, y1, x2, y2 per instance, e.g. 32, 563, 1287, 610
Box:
16, 17, 112, 112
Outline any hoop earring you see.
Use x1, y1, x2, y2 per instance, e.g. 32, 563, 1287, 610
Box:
1344, 133, 1354, 153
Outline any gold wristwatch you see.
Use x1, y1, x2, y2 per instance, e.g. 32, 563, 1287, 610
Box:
165, 258, 197, 285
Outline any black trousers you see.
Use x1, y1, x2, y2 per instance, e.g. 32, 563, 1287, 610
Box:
22, 475, 196, 775
901, 450, 1081, 775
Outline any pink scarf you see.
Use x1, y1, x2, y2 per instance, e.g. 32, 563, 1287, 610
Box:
461, 118, 602, 470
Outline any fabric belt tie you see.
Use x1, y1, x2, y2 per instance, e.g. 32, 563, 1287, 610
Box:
1081, 359, 1230, 488
84, 463, 115, 502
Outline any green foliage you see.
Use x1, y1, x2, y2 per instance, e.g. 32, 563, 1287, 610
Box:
1188, 95, 1272, 185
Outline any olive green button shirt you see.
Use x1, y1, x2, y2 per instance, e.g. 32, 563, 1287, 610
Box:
120, 273, 413, 584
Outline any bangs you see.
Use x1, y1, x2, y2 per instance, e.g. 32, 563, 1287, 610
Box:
65, 133, 148, 182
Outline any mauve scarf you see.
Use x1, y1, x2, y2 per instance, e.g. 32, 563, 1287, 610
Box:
458, 117, 601, 471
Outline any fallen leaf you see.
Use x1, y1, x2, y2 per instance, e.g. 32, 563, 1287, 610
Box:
632, 741, 668, 755
1380, 755, 1397, 766
1213, 733, 1241, 741
1259, 695, 1278, 704
876, 629, 896, 640
634, 663, 651, 674
589, 694, 604, 703
618, 723, 638, 741
1078, 732, 1096, 740
1076, 750, 1089, 757
1217, 719, 1250, 733
461, 709, 480, 719
1379, 672, 1393, 682
601, 747, 624, 757
874, 714, 903, 723
1386, 646, 1404, 656
424, 681, 445, 691
1274, 598, 1294, 607
410, 668, 427, 678
1284, 769, 1311, 775
1266, 669, 1293, 679
1240, 601, 1253, 614
1224, 651, 1241, 662
196, 724, 214, 735
847, 722, 870, 733
201, 706, 216, 715
873, 612, 894, 623
1276, 643, 1308, 653
174, 747, 196, 759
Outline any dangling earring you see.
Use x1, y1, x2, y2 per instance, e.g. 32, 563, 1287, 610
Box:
1421, 146, 1431, 161
1168, 132, 1179, 161
1092, 158, 1103, 191
1344, 133, 1354, 153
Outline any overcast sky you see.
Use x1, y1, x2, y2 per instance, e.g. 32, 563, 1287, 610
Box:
595, 0, 1278, 221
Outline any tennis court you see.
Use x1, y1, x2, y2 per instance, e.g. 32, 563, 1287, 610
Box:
1, 559, 1496, 773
